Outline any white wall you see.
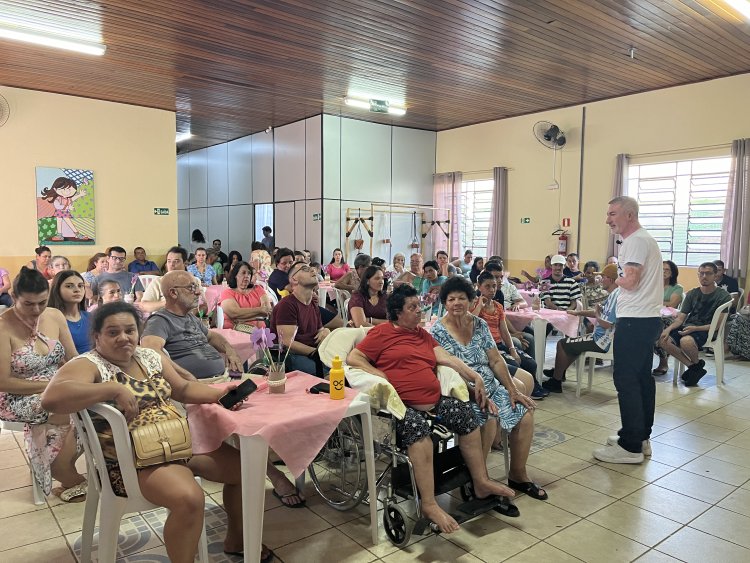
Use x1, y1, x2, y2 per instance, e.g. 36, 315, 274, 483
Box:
179, 114, 434, 265
322, 115, 436, 264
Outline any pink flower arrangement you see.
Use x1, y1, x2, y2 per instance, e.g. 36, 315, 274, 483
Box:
250, 326, 297, 371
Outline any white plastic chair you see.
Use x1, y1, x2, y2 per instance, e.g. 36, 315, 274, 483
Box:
343, 298, 351, 323
72, 404, 209, 563
735, 287, 745, 309
672, 299, 732, 386
335, 289, 351, 322
573, 348, 613, 397
0, 420, 45, 505
138, 275, 160, 291
215, 304, 225, 329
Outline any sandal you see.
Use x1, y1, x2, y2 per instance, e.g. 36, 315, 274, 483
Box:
272, 488, 306, 508
652, 367, 668, 375
225, 544, 275, 562
507, 478, 548, 500
59, 481, 87, 503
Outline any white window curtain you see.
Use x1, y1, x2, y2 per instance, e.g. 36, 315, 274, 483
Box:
486, 167, 508, 259
721, 138, 750, 279
607, 154, 629, 259
432, 172, 462, 258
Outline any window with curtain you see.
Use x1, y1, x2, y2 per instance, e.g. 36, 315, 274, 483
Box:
459, 178, 493, 258
627, 156, 731, 266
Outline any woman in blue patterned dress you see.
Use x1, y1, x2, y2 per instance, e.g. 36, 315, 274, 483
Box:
431, 276, 548, 501
187, 247, 217, 286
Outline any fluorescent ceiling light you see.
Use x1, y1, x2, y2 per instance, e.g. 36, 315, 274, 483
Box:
0, 23, 106, 55
175, 132, 192, 143
724, 0, 750, 19
344, 94, 407, 116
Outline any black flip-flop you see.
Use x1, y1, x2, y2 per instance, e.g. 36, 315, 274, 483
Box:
272, 488, 306, 508
508, 478, 548, 500
652, 367, 668, 375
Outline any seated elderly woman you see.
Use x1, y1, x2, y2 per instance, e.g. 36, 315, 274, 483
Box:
432, 276, 547, 501
41, 302, 274, 563
220, 261, 272, 329
347, 285, 518, 534
0, 267, 87, 501
347, 265, 388, 328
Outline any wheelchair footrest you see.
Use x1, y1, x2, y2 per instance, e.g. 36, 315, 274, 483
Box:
456, 495, 505, 518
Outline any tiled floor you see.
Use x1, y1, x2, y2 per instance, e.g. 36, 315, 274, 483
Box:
1, 339, 750, 562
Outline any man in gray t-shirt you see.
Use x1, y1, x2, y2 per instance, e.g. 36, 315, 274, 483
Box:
91, 246, 145, 301
141, 271, 242, 379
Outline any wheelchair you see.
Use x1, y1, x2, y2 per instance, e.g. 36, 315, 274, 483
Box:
308, 407, 512, 547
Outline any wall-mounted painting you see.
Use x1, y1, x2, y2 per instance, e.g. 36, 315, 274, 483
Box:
35, 167, 95, 245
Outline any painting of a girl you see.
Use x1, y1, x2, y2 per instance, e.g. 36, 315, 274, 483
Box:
41, 177, 90, 242
35, 167, 96, 245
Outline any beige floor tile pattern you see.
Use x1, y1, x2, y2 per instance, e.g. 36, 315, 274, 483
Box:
2, 345, 750, 562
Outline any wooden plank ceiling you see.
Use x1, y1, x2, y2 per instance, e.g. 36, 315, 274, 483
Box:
1, 0, 749, 151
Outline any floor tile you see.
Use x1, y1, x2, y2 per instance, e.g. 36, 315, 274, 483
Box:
648, 442, 701, 468
0, 507, 61, 551
717, 486, 750, 518
504, 541, 584, 562
600, 458, 677, 483
587, 501, 682, 547
274, 527, 378, 563
565, 408, 622, 428
676, 421, 740, 442
503, 495, 580, 539
621, 484, 711, 524
705, 443, 750, 468
725, 430, 750, 450
526, 449, 592, 478
338, 512, 416, 559
653, 468, 736, 503
566, 465, 646, 498
0, 464, 33, 492
651, 430, 721, 454
656, 525, 750, 562
545, 416, 605, 437
651, 412, 692, 430
0, 447, 28, 470
548, 437, 601, 462
51, 498, 92, 535
381, 534, 482, 562
0, 536, 75, 562
633, 549, 684, 562
680, 455, 750, 486
543, 479, 616, 518
696, 412, 750, 432
546, 519, 649, 562
689, 505, 750, 549
447, 515, 539, 561
261, 504, 331, 549
66, 512, 164, 560
304, 492, 373, 527
0, 486, 47, 519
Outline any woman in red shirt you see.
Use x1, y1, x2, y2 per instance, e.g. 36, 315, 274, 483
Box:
325, 248, 350, 281
220, 262, 272, 329
347, 285, 516, 534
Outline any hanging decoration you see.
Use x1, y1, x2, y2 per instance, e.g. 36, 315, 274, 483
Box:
345, 208, 374, 255
409, 212, 420, 249
422, 218, 450, 240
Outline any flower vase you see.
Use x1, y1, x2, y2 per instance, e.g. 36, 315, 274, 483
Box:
268, 366, 286, 394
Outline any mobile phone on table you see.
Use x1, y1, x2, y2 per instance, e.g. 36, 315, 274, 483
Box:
308, 382, 330, 394
219, 379, 258, 409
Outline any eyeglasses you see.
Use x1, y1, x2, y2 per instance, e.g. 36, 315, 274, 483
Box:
290, 265, 311, 278
173, 283, 201, 292
109, 256, 126, 262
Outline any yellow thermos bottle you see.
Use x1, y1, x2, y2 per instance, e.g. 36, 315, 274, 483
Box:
329, 355, 345, 400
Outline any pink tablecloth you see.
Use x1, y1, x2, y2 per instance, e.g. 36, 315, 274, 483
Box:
210, 328, 255, 364
518, 290, 535, 306
205, 285, 224, 312
186, 371, 358, 478
505, 308, 581, 338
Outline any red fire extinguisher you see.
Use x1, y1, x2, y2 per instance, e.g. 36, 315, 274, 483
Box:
558, 233, 568, 254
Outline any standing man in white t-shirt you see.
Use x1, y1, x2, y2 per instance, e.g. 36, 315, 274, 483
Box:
593, 196, 663, 464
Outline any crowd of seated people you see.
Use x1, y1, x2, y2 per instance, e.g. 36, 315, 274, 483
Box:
1, 235, 745, 558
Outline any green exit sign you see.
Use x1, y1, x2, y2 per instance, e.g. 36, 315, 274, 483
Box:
521, 217, 531, 224
153, 207, 170, 216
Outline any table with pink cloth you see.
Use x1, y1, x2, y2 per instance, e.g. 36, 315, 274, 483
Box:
518, 289, 536, 306
186, 371, 377, 562
506, 308, 583, 382
317, 281, 336, 304
209, 328, 256, 364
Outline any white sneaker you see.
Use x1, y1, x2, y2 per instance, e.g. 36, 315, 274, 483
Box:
593, 443, 644, 464
607, 436, 652, 456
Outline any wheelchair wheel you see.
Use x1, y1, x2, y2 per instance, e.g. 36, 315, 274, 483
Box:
309, 418, 367, 511
383, 504, 411, 547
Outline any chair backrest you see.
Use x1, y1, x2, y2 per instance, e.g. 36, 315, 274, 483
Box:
335, 289, 351, 321
707, 299, 733, 345
138, 275, 160, 290
72, 403, 144, 502
343, 298, 350, 323
215, 305, 225, 329
736, 287, 745, 309
259, 281, 278, 306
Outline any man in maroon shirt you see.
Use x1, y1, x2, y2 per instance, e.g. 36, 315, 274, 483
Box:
271, 261, 330, 376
